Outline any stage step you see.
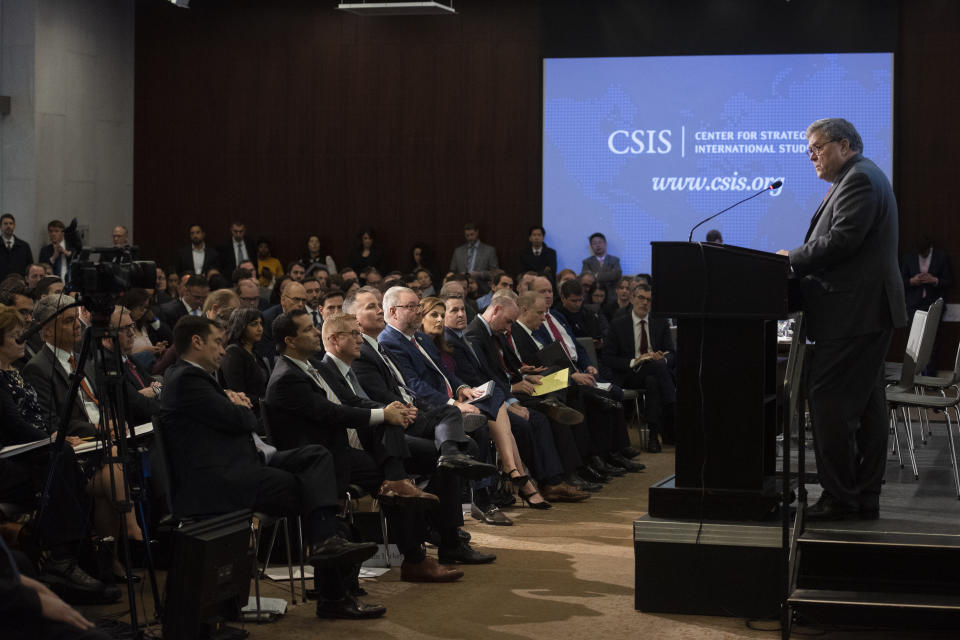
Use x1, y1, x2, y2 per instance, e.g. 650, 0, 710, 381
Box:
789, 588, 960, 610
800, 528, 960, 550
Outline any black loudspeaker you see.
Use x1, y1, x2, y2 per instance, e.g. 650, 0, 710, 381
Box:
163, 510, 253, 640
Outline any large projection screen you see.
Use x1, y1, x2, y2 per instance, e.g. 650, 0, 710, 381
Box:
542, 53, 893, 275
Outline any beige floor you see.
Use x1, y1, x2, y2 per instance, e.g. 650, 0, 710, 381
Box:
90, 444, 953, 639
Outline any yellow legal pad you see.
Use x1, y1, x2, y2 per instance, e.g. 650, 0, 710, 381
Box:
529, 368, 569, 396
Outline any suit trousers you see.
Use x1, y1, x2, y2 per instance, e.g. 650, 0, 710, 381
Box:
622, 358, 675, 439
508, 409, 564, 484
405, 404, 471, 449
806, 329, 892, 509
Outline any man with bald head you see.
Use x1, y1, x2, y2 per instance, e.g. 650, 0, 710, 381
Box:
260, 280, 308, 354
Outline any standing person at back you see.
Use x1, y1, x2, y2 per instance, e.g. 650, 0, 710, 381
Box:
778, 117, 906, 521
581, 233, 621, 300
449, 222, 498, 281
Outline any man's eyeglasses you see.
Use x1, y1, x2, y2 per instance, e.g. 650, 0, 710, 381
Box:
117, 323, 137, 334
634, 295, 652, 303
807, 139, 838, 157
395, 303, 420, 311
335, 330, 363, 339
285, 296, 307, 304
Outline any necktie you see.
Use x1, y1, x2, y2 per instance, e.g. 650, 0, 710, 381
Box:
411, 336, 453, 398
505, 328, 521, 361
377, 343, 415, 403
191, 308, 201, 317
312, 310, 321, 327
126, 359, 147, 389
236, 243, 243, 265
68, 356, 99, 405
533, 248, 540, 256
545, 315, 574, 359
4, 239, 11, 251
466, 244, 477, 272
639, 319, 649, 356
492, 336, 509, 374
306, 364, 363, 448
346, 368, 370, 400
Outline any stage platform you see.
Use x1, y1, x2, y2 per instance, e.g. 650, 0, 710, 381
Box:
635, 424, 960, 623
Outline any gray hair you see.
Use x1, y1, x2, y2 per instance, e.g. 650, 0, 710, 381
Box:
33, 294, 77, 326
438, 281, 464, 298
806, 118, 863, 153
382, 286, 416, 315
491, 289, 518, 303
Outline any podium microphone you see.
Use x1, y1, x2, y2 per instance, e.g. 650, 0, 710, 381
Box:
687, 180, 783, 242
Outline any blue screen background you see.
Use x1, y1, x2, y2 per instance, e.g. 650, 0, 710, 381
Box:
543, 53, 893, 275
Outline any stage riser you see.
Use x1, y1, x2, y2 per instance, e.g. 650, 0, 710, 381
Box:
798, 544, 960, 595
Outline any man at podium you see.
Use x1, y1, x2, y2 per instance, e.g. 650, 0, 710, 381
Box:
779, 118, 906, 521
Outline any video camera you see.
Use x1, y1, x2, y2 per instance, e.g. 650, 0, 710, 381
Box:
70, 246, 156, 315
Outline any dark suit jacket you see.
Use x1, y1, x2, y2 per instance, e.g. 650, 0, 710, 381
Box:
263, 355, 371, 452
533, 311, 593, 370
517, 245, 557, 276
789, 154, 907, 341
158, 359, 262, 517
901, 249, 953, 313
38, 244, 71, 280
158, 298, 189, 329
219, 344, 269, 415
352, 337, 406, 406
21, 346, 98, 437
217, 237, 257, 276
581, 254, 622, 296
378, 324, 465, 409
0, 237, 33, 279
602, 313, 675, 385
112, 352, 161, 426
461, 320, 514, 395
175, 245, 220, 276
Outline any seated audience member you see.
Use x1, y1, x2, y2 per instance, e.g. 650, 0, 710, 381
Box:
153, 288, 238, 375
601, 282, 676, 451
318, 289, 345, 326
217, 221, 257, 277
517, 225, 557, 277
348, 229, 383, 274
235, 276, 263, 310
515, 270, 538, 294
603, 276, 634, 322
269, 275, 292, 306
443, 294, 593, 502
555, 269, 576, 291
1, 213, 35, 279
121, 288, 171, 366
151, 267, 173, 307
37, 220, 71, 282
0, 305, 120, 605
414, 268, 435, 297
25, 264, 46, 291
705, 229, 723, 243
307, 264, 330, 288
32, 276, 64, 299
101, 306, 162, 427
160, 316, 384, 619
163, 269, 181, 301
590, 284, 606, 307
518, 277, 640, 469
578, 272, 597, 300
383, 270, 404, 287
220, 307, 270, 417
339, 266, 358, 285
556, 278, 607, 351
259, 280, 307, 359
303, 277, 323, 327
476, 270, 513, 313
205, 268, 231, 292
359, 267, 382, 288
581, 232, 622, 299
300, 234, 338, 275
388, 289, 551, 510
287, 261, 306, 282
112, 225, 130, 247
449, 222, 499, 282
158, 275, 209, 328
255, 238, 284, 289
175, 224, 219, 276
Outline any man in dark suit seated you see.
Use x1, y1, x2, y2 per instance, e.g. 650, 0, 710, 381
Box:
450, 293, 592, 502
100, 306, 162, 425
513, 282, 642, 475
601, 282, 676, 452
22, 295, 100, 438
516, 225, 557, 278
160, 315, 384, 619
555, 278, 607, 356
258, 280, 308, 359
158, 275, 209, 328
174, 224, 219, 277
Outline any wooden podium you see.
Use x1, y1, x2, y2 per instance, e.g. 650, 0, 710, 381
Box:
648, 242, 790, 520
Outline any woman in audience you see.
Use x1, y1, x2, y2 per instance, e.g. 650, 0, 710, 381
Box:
602, 276, 634, 321
164, 268, 182, 300
300, 234, 338, 275
406, 242, 433, 275
220, 307, 269, 417
256, 238, 284, 289
418, 297, 550, 509
0, 305, 144, 581
120, 288, 171, 368
347, 228, 383, 274
152, 267, 173, 306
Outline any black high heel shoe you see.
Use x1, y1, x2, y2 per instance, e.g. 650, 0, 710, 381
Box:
505, 468, 529, 489
518, 488, 552, 510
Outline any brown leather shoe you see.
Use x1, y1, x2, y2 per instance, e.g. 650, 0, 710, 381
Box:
401, 556, 464, 583
540, 482, 591, 503
378, 479, 440, 510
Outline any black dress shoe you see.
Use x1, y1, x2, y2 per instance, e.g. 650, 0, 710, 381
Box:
315, 593, 386, 620
308, 536, 378, 568
40, 559, 121, 604
438, 541, 497, 565
595, 396, 623, 411
578, 465, 611, 484
607, 453, 645, 472
806, 494, 859, 521
589, 456, 625, 477
437, 454, 498, 480
621, 446, 642, 459
565, 473, 603, 492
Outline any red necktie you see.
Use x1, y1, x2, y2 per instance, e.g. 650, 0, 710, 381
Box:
126, 359, 146, 389
68, 356, 98, 405
545, 315, 573, 359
